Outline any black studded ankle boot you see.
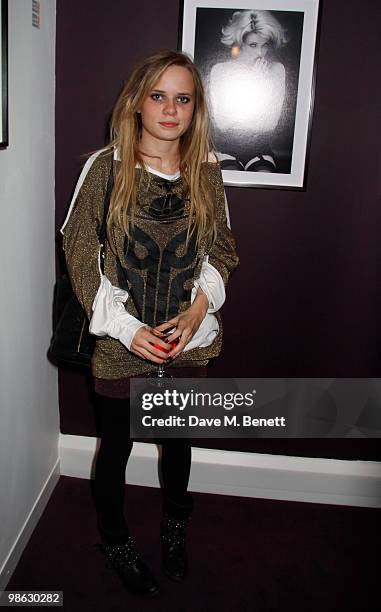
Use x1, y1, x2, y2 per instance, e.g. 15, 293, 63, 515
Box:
97, 535, 159, 597
160, 515, 189, 581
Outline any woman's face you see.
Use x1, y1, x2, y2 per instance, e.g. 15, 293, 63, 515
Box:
240, 32, 269, 61
139, 65, 195, 144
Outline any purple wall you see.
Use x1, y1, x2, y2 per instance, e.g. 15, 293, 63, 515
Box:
55, 0, 381, 459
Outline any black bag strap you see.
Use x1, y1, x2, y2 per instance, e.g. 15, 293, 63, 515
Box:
98, 161, 115, 274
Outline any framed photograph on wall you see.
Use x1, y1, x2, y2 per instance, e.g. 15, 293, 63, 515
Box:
179, 0, 321, 189
1, 0, 8, 148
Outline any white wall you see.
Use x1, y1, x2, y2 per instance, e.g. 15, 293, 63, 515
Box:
0, 0, 58, 587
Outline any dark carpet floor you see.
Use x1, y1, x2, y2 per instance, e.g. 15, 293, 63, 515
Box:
6, 475, 379, 611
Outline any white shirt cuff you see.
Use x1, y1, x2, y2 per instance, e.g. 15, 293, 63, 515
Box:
89, 275, 146, 350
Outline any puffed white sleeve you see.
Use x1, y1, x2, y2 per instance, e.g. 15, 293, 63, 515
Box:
89, 266, 147, 351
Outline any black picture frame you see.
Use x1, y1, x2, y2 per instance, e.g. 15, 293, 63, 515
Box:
179, 0, 321, 190
1, 0, 8, 148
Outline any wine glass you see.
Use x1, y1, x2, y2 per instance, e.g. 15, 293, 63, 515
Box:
146, 321, 179, 380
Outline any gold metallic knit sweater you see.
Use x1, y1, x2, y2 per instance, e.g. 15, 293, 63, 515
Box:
62, 151, 239, 378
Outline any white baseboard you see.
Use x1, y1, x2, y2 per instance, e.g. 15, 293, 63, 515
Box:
0, 459, 60, 593
59, 434, 381, 509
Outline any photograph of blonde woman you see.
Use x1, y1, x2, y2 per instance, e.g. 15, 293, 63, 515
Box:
193, 7, 304, 173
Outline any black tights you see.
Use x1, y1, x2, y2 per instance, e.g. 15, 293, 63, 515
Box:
93, 395, 193, 544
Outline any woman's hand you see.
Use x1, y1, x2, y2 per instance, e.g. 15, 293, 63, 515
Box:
130, 326, 172, 364
253, 57, 270, 74
153, 289, 209, 360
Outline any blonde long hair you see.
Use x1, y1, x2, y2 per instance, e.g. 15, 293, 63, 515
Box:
104, 50, 215, 249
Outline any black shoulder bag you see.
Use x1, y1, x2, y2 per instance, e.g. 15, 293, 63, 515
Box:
49, 165, 114, 367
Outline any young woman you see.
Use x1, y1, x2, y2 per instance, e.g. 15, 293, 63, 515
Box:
61, 50, 239, 597
209, 9, 288, 172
